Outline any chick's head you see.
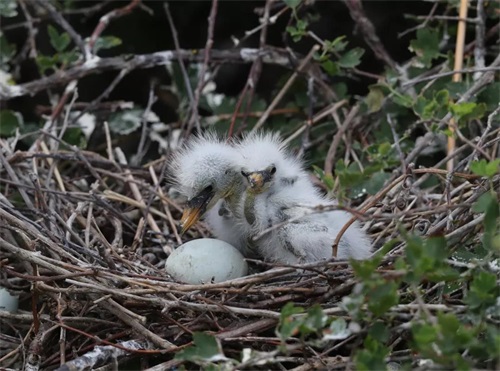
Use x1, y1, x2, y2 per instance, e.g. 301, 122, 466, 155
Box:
237, 131, 304, 190
169, 133, 242, 233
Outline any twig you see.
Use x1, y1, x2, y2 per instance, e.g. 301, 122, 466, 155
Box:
187, 0, 219, 133
0, 47, 296, 100
251, 45, 320, 133
447, 0, 469, 172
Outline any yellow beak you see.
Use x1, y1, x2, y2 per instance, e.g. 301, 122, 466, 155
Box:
180, 207, 203, 235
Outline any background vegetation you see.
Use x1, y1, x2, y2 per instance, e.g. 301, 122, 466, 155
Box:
0, 0, 499, 370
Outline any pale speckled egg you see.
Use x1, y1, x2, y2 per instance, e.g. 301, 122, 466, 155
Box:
166, 238, 248, 284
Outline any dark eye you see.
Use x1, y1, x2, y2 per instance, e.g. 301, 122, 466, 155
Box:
224, 169, 230, 175
205, 185, 214, 192
270, 166, 277, 175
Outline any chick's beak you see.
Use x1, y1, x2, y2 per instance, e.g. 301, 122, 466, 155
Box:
180, 187, 215, 234
246, 172, 265, 190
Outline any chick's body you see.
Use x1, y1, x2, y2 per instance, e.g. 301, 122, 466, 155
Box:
238, 133, 372, 264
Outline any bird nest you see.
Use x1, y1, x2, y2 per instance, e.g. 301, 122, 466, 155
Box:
0, 136, 495, 370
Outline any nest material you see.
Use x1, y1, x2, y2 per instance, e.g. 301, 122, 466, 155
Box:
0, 132, 496, 370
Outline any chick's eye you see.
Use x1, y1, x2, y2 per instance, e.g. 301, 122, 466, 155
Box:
205, 185, 214, 192
270, 166, 277, 175
224, 169, 230, 175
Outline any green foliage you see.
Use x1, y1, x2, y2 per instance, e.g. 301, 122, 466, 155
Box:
0, 110, 21, 137
409, 28, 440, 67
470, 159, 500, 179
175, 332, 228, 364
48, 25, 71, 53
0, 0, 17, 17
0, 32, 16, 70
108, 108, 144, 135
93, 36, 122, 53
338, 47, 364, 68
355, 335, 390, 371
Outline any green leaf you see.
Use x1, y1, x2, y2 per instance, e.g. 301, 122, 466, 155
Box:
355, 336, 390, 371
472, 192, 497, 213
413, 96, 438, 120
277, 302, 304, 339
338, 47, 364, 68
174, 332, 225, 362
470, 159, 500, 178
450, 102, 486, 122
323, 318, 351, 340
36, 55, 58, 74
321, 60, 339, 76
300, 305, 327, 335
108, 108, 144, 135
0, 0, 17, 17
93, 36, 122, 53
369, 322, 389, 343
0, 110, 22, 137
409, 28, 440, 67
470, 271, 498, 307
323, 36, 348, 53
366, 86, 385, 113
283, 0, 302, 9
366, 280, 399, 317
48, 25, 71, 52
0, 32, 16, 69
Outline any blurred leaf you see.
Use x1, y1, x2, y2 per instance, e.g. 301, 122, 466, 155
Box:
410, 28, 440, 67
62, 127, 86, 148
48, 25, 71, 52
283, 0, 302, 9
450, 101, 486, 122
0, 110, 21, 137
366, 87, 385, 113
93, 36, 122, 53
363, 171, 391, 195
355, 335, 390, 371
36, 55, 58, 74
323, 318, 351, 341
321, 60, 339, 76
175, 332, 225, 362
0, 0, 17, 17
323, 36, 348, 53
277, 302, 304, 339
0, 32, 16, 69
369, 322, 389, 343
299, 305, 327, 335
470, 159, 500, 178
338, 47, 364, 68
108, 109, 143, 135
366, 280, 399, 317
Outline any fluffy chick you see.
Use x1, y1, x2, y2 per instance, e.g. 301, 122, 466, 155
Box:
237, 132, 372, 264
169, 132, 250, 253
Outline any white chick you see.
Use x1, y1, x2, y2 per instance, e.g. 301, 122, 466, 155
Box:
169, 132, 250, 254
237, 132, 372, 264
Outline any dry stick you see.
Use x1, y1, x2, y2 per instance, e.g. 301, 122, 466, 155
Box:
149, 166, 182, 245
331, 167, 480, 257
283, 99, 348, 146
188, 0, 218, 134
0, 149, 34, 209
0, 48, 295, 100
113, 148, 172, 254
87, 0, 141, 53
342, 0, 397, 69
448, 0, 469, 173
324, 105, 359, 178
235, 0, 274, 136
251, 45, 320, 133
164, 2, 196, 138
474, 0, 486, 81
